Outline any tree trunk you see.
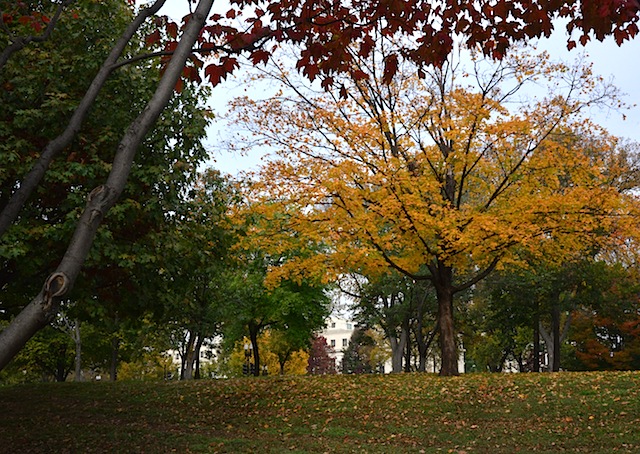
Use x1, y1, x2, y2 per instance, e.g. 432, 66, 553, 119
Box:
0, 0, 214, 371
417, 322, 438, 373
403, 317, 412, 373
278, 350, 291, 375
533, 307, 540, 372
539, 322, 554, 372
194, 335, 204, 379
250, 327, 261, 377
110, 336, 119, 382
183, 331, 196, 380
414, 297, 427, 372
388, 328, 406, 373
434, 266, 459, 376
551, 305, 561, 372
73, 319, 83, 382
55, 360, 68, 382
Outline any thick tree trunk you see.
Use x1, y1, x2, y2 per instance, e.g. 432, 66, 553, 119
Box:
0, 0, 214, 371
388, 329, 406, 373
434, 266, 459, 376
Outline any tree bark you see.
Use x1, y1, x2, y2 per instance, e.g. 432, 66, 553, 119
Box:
417, 321, 438, 373
109, 336, 119, 382
434, 265, 459, 376
0, 0, 167, 237
533, 306, 540, 372
194, 334, 204, 379
551, 305, 561, 372
73, 319, 83, 382
0, 0, 214, 371
183, 331, 196, 380
403, 316, 412, 373
249, 326, 261, 377
388, 327, 407, 373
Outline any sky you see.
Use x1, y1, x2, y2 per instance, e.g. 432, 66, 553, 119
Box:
150, 1, 640, 176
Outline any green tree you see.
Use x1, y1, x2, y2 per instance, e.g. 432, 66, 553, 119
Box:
153, 169, 236, 380
342, 327, 386, 374
0, 0, 212, 373
221, 249, 331, 376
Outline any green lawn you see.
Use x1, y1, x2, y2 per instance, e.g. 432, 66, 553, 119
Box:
1, 372, 638, 453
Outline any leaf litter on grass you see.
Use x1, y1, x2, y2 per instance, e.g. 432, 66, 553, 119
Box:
0, 371, 639, 453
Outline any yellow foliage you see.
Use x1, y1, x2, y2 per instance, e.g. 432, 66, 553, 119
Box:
229, 49, 640, 286
225, 334, 310, 376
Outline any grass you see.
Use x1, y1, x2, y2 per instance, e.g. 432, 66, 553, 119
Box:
1, 371, 639, 453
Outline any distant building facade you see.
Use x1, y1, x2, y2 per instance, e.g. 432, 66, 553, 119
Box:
321, 316, 356, 369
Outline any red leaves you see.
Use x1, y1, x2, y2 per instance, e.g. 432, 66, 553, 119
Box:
250, 49, 271, 66
382, 54, 398, 85
204, 57, 239, 86
139, 0, 639, 94
145, 29, 161, 47
166, 21, 179, 39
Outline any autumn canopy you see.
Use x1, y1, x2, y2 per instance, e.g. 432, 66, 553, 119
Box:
0, 0, 639, 374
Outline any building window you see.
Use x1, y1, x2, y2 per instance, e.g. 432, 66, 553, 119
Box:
342, 338, 348, 347
347, 323, 353, 329
330, 339, 336, 347
331, 322, 336, 328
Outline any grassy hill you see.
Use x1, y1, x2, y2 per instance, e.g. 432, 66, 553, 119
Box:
1, 372, 639, 453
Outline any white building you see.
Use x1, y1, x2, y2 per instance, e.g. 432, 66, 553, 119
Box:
321, 316, 356, 369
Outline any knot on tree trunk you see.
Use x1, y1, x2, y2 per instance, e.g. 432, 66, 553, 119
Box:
43, 271, 69, 312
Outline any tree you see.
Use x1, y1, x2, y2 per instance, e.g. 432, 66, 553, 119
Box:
152, 169, 236, 380
342, 327, 386, 374
346, 271, 437, 373
232, 44, 639, 375
221, 251, 331, 376
307, 335, 336, 375
1, 0, 212, 378
2, 0, 639, 371
0, 0, 215, 369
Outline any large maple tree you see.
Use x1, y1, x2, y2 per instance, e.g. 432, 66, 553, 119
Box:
232, 47, 640, 375
1, 0, 639, 370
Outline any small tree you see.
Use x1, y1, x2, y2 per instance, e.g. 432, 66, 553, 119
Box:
342, 328, 379, 374
307, 335, 336, 375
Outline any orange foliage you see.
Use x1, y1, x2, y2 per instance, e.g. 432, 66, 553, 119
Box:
231, 49, 640, 290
